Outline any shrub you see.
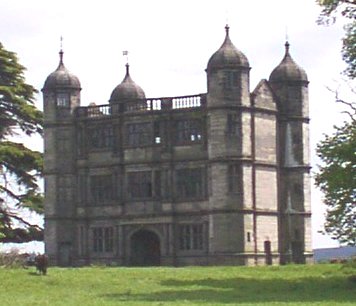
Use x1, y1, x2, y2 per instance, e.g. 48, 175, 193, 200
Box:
341, 256, 356, 283
0, 249, 26, 268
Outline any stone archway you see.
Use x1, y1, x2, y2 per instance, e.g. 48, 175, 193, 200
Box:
130, 230, 161, 266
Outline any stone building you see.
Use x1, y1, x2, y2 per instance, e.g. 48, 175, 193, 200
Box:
42, 26, 312, 266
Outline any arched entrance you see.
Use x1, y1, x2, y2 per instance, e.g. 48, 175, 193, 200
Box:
130, 230, 161, 266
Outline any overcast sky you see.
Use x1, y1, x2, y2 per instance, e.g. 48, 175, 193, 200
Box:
1, 0, 353, 251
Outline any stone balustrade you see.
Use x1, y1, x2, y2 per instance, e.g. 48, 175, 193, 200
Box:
75, 94, 206, 118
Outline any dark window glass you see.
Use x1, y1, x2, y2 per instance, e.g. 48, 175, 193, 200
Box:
228, 165, 241, 194
227, 114, 241, 136
154, 170, 161, 198
179, 224, 203, 250
79, 226, 85, 256
293, 183, 303, 196
176, 168, 204, 199
247, 232, 251, 242
57, 92, 70, 107
127, 171, 152, 199
126, 122, 152, 147
154, 121, 161, 144
160, 169, 170, 199
294, 229, 300, 241
88, 126, 114, 150
92, 227, 113, 253
223, 71, 239, 90
104, 227, 114, 252
90, 175, 114, 203
175, 120, 202, 144
93, 228, 103, 252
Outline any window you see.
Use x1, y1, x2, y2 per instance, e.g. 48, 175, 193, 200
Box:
294, 229, 301, 241
90, 175, 114, 203
78, 174, 87, 204
176, 168, 205, 199
293, 183, 303, 196
154, 121, 161, 144
127, 170, 166, 200
175, 120, 202, 144
154, 170, 161, 197
228, 165, 241, 194
126, 122, 152, 147
227, 114, 241, 136
77, 128, 84, 156
159, 169, 170, 199
179, 224, 203, 250
223, 71, 239, 90
88, 125, 114, 150
92, 227, 113, 253
79, 226, 85, 256
57, 92, 70, 107
247, 232, 251, 243
127, 171, 152, 199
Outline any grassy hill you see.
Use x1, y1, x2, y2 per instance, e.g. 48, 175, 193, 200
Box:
0, 264, 355, 306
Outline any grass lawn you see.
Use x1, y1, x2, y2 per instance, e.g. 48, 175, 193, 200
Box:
0, 264, 355, 306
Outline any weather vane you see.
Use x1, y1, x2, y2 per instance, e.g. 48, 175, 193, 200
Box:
123, 50, 129, 65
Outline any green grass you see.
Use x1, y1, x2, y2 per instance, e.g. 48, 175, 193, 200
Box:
0, 264, 355, 306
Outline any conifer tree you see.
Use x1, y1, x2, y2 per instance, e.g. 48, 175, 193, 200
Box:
0, 42, 43, 243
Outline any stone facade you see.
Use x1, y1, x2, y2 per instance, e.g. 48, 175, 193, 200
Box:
42, 26, 312, 266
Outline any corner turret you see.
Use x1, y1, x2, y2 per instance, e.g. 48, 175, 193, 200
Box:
269, 41, 311, 264
269, 42, 308, 83
206, 25, 250, 107
42, 46, 80, 265
42, 49, 81, 117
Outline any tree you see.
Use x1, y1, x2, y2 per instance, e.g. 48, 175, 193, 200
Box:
315, 120, 356, 245
317, 0, 356, 79
315, 0, 356, 246
0, 42, 43, 243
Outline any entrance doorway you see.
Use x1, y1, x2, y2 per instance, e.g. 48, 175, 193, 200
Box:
130, 230, 161, 266
58, 242, 72, 267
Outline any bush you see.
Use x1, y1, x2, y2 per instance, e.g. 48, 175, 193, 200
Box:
341, 256, 356, 270
341, 256, 356, 283
0, 249, 26, 268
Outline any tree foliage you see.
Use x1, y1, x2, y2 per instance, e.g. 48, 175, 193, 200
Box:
0, 42, 43, 243
317, 0, 356, 79
315, 105, 356, 245
316, 1, 356, 246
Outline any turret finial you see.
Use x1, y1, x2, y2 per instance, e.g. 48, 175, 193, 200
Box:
59, 36, 64, 64
225, 24, 230, 36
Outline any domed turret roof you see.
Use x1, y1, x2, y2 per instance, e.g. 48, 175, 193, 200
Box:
207, 25, 249, 72
109, 64, 146, 103
269, 42, 308, 82
43, 50, 81, 90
